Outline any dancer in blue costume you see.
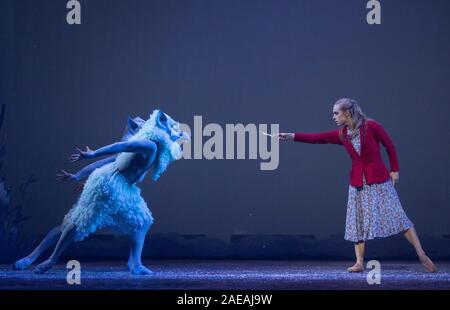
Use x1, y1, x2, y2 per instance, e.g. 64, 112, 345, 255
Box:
14, 110, 189, 275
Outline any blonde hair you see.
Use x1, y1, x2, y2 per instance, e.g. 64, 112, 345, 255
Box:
334, 98, 369, 140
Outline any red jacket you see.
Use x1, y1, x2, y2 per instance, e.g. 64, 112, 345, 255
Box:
294, 120, 399, 187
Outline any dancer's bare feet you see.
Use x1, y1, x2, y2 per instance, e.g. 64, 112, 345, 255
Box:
14, 256, 35, 270
418, 253, 436, 273
35, 259, 56, 274
130, 264, 154, 275
347, 262, 364, 273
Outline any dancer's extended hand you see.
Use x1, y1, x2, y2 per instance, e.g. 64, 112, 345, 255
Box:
70, 146, 94, 163
56, 169, 76, 182
277, 133, 295, 141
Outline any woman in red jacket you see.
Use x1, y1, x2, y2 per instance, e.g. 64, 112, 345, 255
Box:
278, 98, 436, 273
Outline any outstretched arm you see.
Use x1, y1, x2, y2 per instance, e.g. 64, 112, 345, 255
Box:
70, 140, 157, 163
74, 156, 116, 181
56, 156, 117, 182
277, 130, 343, 145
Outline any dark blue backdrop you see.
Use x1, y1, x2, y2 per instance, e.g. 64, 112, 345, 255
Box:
1, 0, 449, 241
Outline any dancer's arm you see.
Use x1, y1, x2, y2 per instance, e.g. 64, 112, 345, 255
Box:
56, 156, 117, 182
74, 156, 116, 180
278, 130, 343, 145
69, 140, 157, 163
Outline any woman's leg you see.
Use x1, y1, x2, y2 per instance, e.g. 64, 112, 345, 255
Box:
403, 227, 436, 272
347, 242, 365, 272
35, 224, 77, 274
128, 218, 153, 275
14, 225, 62, 270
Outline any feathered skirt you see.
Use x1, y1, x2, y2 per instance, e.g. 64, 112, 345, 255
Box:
62, 163, 153, 241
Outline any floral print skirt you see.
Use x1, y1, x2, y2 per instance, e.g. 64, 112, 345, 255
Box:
344, 178, 413, 243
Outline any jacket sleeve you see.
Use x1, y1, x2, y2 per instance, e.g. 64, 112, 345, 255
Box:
369, 120, 400, 172
293, 129, 343, 145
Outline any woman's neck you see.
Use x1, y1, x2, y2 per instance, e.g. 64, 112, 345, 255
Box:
346, 120, 355, 129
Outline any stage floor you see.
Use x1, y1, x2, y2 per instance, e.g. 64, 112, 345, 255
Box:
1, 260, 449, 290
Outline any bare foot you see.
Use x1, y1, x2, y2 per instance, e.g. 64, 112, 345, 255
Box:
419, 254, 436, 273
130, 264, 154, 275
14, 256, 34, 270
347, 262, 364, 273
35, 259, 56, 274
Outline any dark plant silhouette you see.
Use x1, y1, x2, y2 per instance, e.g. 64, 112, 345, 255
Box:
0, 104, 36, 261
